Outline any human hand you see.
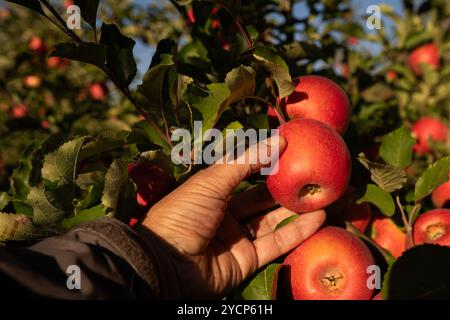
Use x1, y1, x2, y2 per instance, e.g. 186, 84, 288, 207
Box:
141, 136, 326, 299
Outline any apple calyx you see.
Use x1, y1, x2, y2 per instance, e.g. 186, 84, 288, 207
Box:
299, 184, 321, 198
320, 270, 344, 292
425, 223, 447, 241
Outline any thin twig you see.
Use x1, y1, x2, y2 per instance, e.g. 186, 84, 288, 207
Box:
396, 195, 414, 249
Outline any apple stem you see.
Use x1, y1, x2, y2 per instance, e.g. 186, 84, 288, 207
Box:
274, 101, 287, 124
396, 195, 415, 249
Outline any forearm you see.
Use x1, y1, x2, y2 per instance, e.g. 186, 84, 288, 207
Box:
0, 217, 180, 299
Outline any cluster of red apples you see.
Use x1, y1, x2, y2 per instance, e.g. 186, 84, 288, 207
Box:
264, 44, 450, 299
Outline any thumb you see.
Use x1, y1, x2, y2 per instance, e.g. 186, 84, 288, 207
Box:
190, 134, 287, 199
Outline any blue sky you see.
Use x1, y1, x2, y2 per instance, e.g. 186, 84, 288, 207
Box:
133, 0, 404, 78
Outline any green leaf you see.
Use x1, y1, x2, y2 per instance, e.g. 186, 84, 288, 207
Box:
357, 184, 395, 217
11, 140, 45, 200
41, 137, 86, 212
136, 121, 171, 154
50, 42, 107, 69
137, 54, 175, 116
0, 213, 34, 243
361, 83, 394, 102
184, 83, 230, 135
358, 154, 407, 192
12, 200, 33, 217
380, 127, 416, 169
27, 187, 64, 226
42, 138, 85, 186
100, 23, 137, 86
75, 171, 105, 210
234, 263, 280, 300
62, 205, 105, 229
251, 46, 294, 99
79, 130, 146, 161
101, 160, 129, 217
224, 65, 256, 105
415, 156, 450, 201
5, 0, 45, 16
275, 215, 299, 230
0, 193, 11, 211
382, 245, 450, 299
73, 0, 100, 30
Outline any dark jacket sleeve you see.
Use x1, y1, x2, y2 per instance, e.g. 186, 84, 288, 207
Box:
0, 217, 181, 299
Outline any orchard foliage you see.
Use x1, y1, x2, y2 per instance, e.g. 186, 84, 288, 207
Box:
1, 0, 450, 299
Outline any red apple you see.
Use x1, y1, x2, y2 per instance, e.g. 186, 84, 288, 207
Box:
411, 117, 448, 154
348, 36, 359, 45
29, 36, 46, 53
413, 209, 450, 246
89, 83, 107, 100
128, 162, 174, 211
187, 8, 196, 24
284, 226, 375, 300
371, 215, 406, 258
386, 70, 397, 81
10, 104, 28, 119
64, 0, 74, 8
431, 173, 450, 208
24, 75, 42, 88
267, 118, 351, 213
408, 43, 440, 76
283, 75, 351, 134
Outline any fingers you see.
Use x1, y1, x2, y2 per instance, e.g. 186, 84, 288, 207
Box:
251, 207, 298, 238
228, 184, 276, 221
253, 210, 326, 268
191, 135, 286, 201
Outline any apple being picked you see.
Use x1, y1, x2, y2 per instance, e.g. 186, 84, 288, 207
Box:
284, 226, 375, 300
413, 209, 450, 246
408, 43, 440, 76
282, 75, 351, 135
431, 173, 450, 208
128, 162, 174, 212
411, 117, 448, 154
267, 118, 351, 213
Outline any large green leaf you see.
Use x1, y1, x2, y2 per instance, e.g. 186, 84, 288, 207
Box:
137, 54, 174, 116
101, 160, 130, 217
100, 23, 137, 86
50, 42, 107, 69
357, 184, 395, 217
11, 140, 42, 200
136, 120, 172, 154
251, 46, 294, 99
79, 130, 146, 161
415, 156, 450, 201
0, 193, 11, 211
358, 153, 407, 192
382, 245, 450, 299
41, 137, 86, 212
27, 187, 65, 226
224, 65, 256, 105
234, 263, 281, 300
380, 127, 415, 169
73, 0, 100, 30
184, 83, 230, 135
